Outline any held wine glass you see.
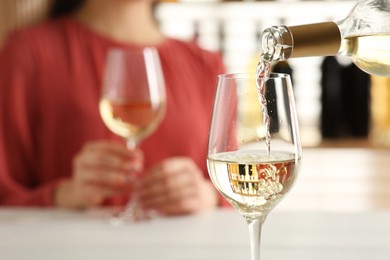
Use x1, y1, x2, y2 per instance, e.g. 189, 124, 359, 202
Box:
99, 47, 166, 224
207, 73, 301, 260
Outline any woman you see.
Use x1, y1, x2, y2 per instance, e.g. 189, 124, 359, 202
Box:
0, 0, 228, 215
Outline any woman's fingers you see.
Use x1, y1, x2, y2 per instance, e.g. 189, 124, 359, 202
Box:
77, 141, 144, 172
62, 140, 144, 209
139, 168, 193, 197
79, 168, 130, 188
140, 186, 198, 214
140, 157, 196, 183
54, 179, 125, 209
136, 157, 207, 215
77, 185, 125, 207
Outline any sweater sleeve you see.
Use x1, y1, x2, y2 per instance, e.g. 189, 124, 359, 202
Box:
0, 32, 63, 207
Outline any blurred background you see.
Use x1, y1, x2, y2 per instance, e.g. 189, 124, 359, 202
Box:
1, 0, 390, 212
1, 0, 389, 149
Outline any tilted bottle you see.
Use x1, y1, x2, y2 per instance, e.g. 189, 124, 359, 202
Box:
260, 0, 390, 77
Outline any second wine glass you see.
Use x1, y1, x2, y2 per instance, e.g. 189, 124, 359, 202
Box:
207, 73, 301, 260
99, 47, 166, 223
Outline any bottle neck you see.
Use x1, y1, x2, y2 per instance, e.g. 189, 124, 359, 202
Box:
261, 22, 342, 61
287, 22, 342, 58
261, 26, 293, 61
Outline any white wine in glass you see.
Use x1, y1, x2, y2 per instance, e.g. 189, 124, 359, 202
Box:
99, 47, 166, 223
207, 73, 301, 260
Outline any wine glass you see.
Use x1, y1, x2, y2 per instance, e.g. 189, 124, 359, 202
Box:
99, 47, 166, 224
207, 73, 301, 260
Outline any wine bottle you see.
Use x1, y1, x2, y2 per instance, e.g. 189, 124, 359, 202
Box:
260, 0, 390, 77
321, 56, 370, 138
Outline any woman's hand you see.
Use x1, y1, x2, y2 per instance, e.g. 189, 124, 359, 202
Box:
54, 140, 143, 209
137, 157, 218, 216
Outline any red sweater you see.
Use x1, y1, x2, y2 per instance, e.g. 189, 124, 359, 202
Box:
0, 18, 227, 207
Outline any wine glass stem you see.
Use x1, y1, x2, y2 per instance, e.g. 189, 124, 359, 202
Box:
247, 216, 266, 260
110, 138, 143, 223
126, 139, 138, 150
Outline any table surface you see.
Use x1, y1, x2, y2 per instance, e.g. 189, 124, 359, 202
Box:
1, 147, 390, 260
0, 208, 389, 260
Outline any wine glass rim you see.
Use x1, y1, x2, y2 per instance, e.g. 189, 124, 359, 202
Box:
217, 72, 291, 80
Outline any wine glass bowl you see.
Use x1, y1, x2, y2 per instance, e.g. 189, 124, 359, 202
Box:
207, 72, 301, 259
100, 47, 166, 149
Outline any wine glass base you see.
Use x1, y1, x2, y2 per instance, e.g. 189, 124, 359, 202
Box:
107, 207, 157, 226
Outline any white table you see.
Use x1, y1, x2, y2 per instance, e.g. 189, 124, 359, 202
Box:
0, 208, 389, 260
